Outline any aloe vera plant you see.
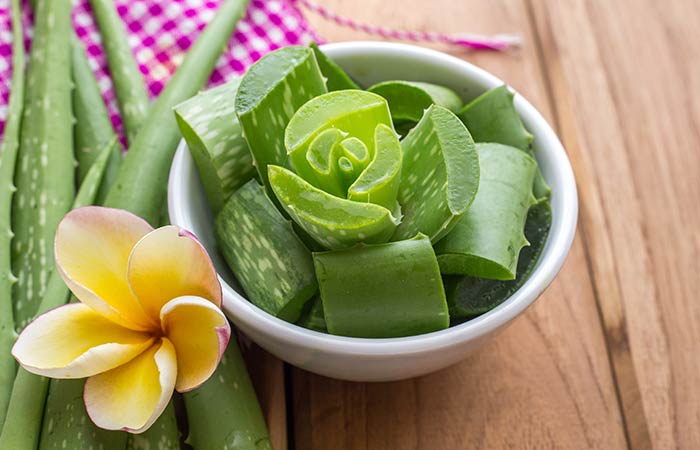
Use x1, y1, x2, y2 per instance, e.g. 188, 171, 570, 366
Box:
297, 295, 327, 332
0, 0, 24, 428
89, 0, 150, 144
215, 180, 317, 322
315, 234, 448, 338
435, 143, 537, 280
368, 80, 462, 125
309, 42, 358, 91
175, 77, 255, 212
11, 0, 75, 330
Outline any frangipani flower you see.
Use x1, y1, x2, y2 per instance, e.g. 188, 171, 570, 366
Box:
12, 206, 230, 433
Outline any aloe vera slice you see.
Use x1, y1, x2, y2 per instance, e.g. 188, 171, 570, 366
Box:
368, 80, 462, 125
236, 46, 327, 191
435, 143, 537, 280
175, 77, 255, 213
215, 180, 317, 322
184, 341, 272, 450
392, 105, 479, 243
459, 85, 550, 200
309, 42, 359, 91
314, 234, 448, 338
296, 295, 327, 333
268, 165, 398, 250
445, 199, 552, 321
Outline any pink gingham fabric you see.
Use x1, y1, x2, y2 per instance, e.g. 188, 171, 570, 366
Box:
0, 0, 316, 139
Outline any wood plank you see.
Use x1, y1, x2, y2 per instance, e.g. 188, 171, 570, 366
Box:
528, 1, 700, 448
292, 1, 628, 448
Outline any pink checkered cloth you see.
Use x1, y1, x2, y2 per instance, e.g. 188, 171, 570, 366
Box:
0, 0, 316, 139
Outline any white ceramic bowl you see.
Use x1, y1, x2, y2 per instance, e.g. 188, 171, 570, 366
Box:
168, 42, 578, 382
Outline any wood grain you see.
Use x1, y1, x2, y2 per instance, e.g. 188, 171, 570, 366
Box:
292, 1, 628, 449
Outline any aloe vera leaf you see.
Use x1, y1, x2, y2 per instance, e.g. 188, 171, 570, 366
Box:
314, 233, 448, 338
0, 141, 115, 450
215, 180, 317, 322
458, 85, 550, 200
284, 90, 394, 194
104, 0, 250, 225
309, 42, 359, 91
435, 143, 537, 280
235, 46, 327, 191
11, 0, 75, 330
88, 0, 149, 144
368, 80, 462, 124
125, 402, 179, 450
445, 199, 552, 321
174, 77, 255, 213
296, 295, 327, 333
184, 341, 272, 450
392, 105, 479, 243
0, 0, 24, 428
269, 165, 398, 250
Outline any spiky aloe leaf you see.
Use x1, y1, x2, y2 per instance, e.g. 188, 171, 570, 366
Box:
235, 46, 327, 191
174, 77, 255, 213
368, 80, 462, 125
11, 0, 75, 330
105, 0, 251, 225
296, 295, 327, 333
71, 36, 122, 204
314, 234, 448, 338
0, 141, 115, 450
435, 143, 537, 280
269, 166, 398, 250
88, 0, 149, 144
392, 105, 479, 243
309, 42, 359, 91
184, 341, 272, 450
445, 198, 552, 321
215, 180, 317, 322
458, 85, 550, 200
0, 0, 24, 428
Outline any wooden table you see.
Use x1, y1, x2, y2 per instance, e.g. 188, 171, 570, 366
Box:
246, 1, 700, 448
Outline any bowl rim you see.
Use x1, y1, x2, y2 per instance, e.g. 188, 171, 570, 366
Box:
168, 41, 578, 357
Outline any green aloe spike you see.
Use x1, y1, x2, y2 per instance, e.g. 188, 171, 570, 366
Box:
215, 180, 317, 322
174, 77, 255, 213
0, 0, 24, 428
445, 198, 552, 321
89, 0, 150, 144
184, 342, 272, 450
392, 105, 479, 243
314, 234, 449, 338
435, 143, 538, 280
459, 85, 550, 200
309, 42, 359, 91
235, 46, 327, 192
71, 36, 123, 203
368, 80, 462, 126
0, 141, 116, 450
105, 0, 251, 226
11, 0, 75, 330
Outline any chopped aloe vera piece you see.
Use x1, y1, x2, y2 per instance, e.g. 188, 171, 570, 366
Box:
314, 234, 448, 338
445, 199, 552, 321
175, 77, 255, 212
458, 85, 550, 200
296, 295, 327, 333
268, 165, 398, 250
310, 42, 359, 91
393, 105, 479, 243
368, 80, 462, 124
236, 46, 327, 191
435, 143, 537, 280
215, 180, 316, 322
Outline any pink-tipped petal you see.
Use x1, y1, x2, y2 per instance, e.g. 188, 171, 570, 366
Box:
12, 303, 154, 378
84, 338, 177, 433
127, 226, 222, 322
160, 296, 230, 392
55, 207, 155, 330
